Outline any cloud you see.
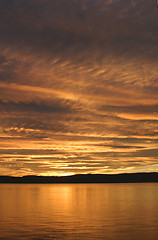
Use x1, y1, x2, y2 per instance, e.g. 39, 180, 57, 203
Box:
0, 0, 158, 176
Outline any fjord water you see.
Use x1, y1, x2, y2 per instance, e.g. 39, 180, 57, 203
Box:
0, 183, 158, 240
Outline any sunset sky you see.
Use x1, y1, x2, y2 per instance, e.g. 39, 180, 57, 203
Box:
0, 0, 158, 176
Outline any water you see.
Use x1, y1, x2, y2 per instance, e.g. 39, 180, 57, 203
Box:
0, 183, 158, 240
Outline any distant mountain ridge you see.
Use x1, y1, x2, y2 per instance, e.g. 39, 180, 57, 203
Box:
0, 173, 158, 183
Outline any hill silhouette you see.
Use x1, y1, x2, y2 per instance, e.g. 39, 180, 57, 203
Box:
0, 173, 158, 183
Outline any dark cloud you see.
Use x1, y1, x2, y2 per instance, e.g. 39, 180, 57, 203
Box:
0, 99, 74, 114
0, 0, 157, 63
100, 104, 158, 114
93, 144, 145, 149
131, 148, 158, 158
0, 148, 65, 155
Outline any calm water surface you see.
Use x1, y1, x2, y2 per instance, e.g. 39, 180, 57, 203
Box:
0, 183, 158, 240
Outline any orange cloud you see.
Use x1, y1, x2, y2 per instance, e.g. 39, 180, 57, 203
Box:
0, 0, 158, 176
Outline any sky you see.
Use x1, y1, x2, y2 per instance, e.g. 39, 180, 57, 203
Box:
0, 0, 158, 176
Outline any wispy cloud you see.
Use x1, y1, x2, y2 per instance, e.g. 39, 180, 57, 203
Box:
0, 0, 158, 176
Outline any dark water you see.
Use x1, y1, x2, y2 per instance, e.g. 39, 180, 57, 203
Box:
0, 183, 158, 240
